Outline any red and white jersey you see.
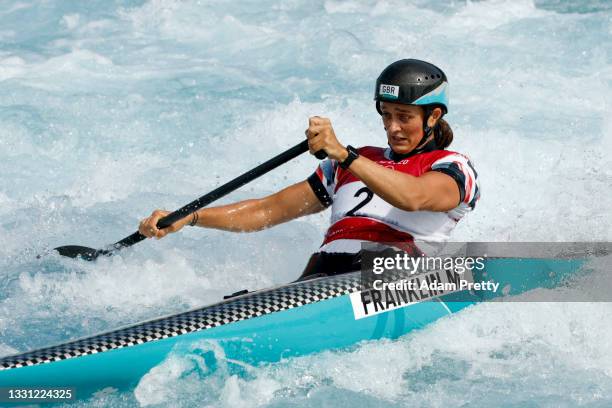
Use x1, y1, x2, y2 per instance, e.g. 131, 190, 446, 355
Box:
307, 146, 480, 254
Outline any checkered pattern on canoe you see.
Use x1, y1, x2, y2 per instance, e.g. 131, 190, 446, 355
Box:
0, 272, 361, 370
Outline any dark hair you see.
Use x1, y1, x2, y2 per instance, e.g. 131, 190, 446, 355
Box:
423, 106, 453, 149
434, 118, 453, 149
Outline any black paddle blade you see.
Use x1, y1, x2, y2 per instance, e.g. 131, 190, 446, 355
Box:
53, 245, 107, 261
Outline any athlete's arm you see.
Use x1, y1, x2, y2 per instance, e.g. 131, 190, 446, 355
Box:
195, 180, 325, 231
306, 116, 460, 212
341, 155, 460, 212
139, 180, 325, 239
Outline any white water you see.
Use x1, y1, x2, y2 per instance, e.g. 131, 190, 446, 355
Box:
0, 0, 611, 406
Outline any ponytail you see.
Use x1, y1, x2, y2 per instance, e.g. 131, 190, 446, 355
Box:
423, 106, 454, 149
434, 118, 453, 149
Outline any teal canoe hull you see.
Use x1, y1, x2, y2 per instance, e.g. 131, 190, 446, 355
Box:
0, 256, 590, 401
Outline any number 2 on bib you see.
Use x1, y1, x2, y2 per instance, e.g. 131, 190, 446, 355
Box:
346, 187, 373, 217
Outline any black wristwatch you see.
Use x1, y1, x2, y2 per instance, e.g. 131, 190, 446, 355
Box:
339, 145, 359, 169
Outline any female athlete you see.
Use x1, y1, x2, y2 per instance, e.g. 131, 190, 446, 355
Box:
139, 59, 480, 280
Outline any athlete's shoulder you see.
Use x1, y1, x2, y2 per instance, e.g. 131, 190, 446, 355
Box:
420, 149, 475, 168
441, 149, 474, 161
422, 149, 468, 160
426, 149, 480, 209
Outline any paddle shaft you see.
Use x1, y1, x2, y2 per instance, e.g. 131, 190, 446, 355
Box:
108, 139, 317, 251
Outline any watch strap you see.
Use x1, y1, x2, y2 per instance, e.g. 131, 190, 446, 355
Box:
339, 145, 359, 169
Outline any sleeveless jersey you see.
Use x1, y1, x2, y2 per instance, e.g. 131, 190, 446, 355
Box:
307, 146, 480, 254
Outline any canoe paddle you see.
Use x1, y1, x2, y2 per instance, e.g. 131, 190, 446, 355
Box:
54, 140, 326, 261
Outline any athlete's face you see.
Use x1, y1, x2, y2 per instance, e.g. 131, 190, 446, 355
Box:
380, 102, 427, 154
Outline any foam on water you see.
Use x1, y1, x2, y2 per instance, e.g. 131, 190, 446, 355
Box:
1, 0, 611, 406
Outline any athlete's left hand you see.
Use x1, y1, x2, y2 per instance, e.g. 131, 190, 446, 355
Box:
305, 116, 348, 162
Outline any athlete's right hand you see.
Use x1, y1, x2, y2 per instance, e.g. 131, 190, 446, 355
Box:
139, 209, 190, 239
